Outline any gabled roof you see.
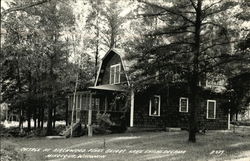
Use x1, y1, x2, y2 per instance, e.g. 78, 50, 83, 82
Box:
94, 48, 134, 87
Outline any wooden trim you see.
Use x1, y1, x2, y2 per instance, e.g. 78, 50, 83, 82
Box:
88, 94, 93, 136
94, 61, 103, 86
206, 99, 216, 119
79, 95, 82, 110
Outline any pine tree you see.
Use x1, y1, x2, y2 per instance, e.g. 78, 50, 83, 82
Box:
128, 0, 246, 142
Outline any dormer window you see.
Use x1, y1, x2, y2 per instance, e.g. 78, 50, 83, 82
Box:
110, 63, 121, 84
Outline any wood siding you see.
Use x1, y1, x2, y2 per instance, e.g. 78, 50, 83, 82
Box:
133, 84, 228, 130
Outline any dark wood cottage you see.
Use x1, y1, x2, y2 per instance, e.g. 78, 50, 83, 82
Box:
67, 48, 230, 134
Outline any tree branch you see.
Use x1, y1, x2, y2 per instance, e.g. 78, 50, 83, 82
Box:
189, 0, 197, 11
200, 55, 243, 74
138, 0, 195, 24
202, 0, 224, 12
1, 0, 51, 16
200, 40, 237, 54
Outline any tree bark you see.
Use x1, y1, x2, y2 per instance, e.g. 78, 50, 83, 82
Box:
47, 98, 53, 135
53, 106, 56, 128
34, 107, 37, 129
46, 57, 54, 135
27, 111, 31, 131
188, 0, 202, 143
188, 77, 199, 142
16, 60, 23, 132
66, 99, 69, 126
41, 107, 44, 129
38, 106, 41, 128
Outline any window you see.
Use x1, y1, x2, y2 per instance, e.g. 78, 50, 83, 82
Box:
179, 97, 188, 112
149, 95, 161, 116
207, 100, 216, 119
110, 64, 121, 84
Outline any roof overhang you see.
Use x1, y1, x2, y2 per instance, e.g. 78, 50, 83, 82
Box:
88, 84, 128, 92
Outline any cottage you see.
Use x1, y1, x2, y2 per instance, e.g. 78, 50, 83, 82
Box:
67, 48, 229, 134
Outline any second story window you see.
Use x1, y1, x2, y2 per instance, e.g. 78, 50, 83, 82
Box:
110, 63, 120, 84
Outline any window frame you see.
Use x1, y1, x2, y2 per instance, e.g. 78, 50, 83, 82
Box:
206, 99, 216, 119
179, 97, 189, 113
109, 63, 121, 84
149, 95, 161, 117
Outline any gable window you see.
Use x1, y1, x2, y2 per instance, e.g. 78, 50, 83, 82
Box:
207, 100, 216, 119
110, 64, 120, 84
149, 95, 161, 116
179, 97, 188, 112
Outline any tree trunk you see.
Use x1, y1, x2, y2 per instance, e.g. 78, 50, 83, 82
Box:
53, 106, 56, 128
16, 61, 23, 132
38, 106, 41, 128
34, 107, 37, 129
188, 77, 199, 142
41, 107, 44, 129
27, 111, 31, 131
46, 56, 54, 135
66, 99, 68, 126
19, 107, 23, 130
188, 0, 202, 143
47, 100, 53, 135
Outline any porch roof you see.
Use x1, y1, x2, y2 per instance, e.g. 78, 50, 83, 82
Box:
88, 84, 128, 92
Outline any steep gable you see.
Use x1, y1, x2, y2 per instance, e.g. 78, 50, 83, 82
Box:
94, 49, 130, 86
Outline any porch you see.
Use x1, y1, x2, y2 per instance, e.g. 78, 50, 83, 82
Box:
67, 84, 134, 136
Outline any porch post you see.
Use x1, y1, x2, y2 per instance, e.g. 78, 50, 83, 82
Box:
80, 94, 82, 110
130, 89, 134, 127
104, 96, 108, 113
88, 93, 93, 136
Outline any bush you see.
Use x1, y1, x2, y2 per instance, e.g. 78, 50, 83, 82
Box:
94, 113, 127, 134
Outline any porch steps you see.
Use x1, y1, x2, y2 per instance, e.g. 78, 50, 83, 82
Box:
59, 121, 81, 137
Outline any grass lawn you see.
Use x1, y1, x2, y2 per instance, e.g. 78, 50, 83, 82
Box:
1, 126, 250, 161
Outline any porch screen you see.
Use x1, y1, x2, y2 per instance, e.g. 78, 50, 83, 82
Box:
149, 95, 161, 116
207, 100, 216, 119
110, 64, 120, 84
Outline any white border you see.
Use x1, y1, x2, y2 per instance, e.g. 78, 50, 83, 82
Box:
109, 63, 121, 84
179, 97, 189, 112
149, 95, 161, 117
206, 99, 216, 119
